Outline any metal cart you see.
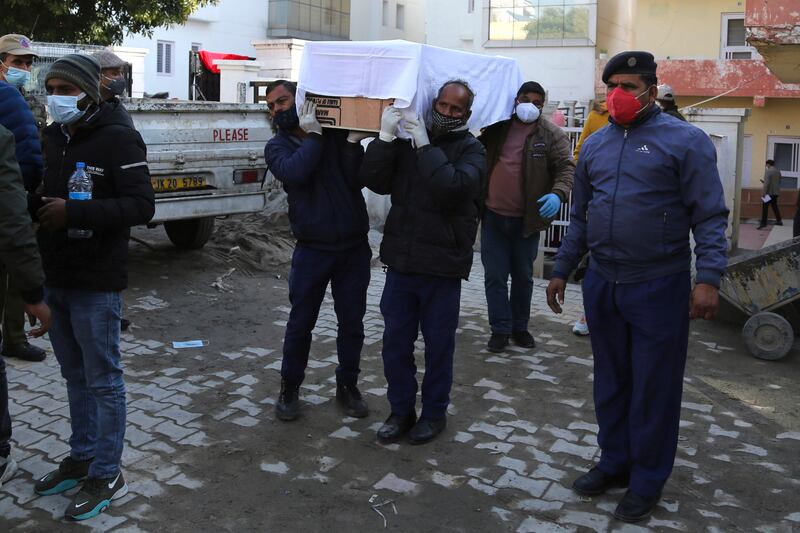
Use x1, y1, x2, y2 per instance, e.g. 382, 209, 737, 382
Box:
719, 237, 800, 360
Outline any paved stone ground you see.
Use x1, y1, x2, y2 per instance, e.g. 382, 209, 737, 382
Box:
1, 243, 799, 532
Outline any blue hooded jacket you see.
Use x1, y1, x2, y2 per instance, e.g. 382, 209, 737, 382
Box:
0, 81, 43, 191
264, 128, 369, 252
553, 106, 729, 287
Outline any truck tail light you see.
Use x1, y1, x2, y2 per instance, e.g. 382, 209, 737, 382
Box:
233, 169, 265, 184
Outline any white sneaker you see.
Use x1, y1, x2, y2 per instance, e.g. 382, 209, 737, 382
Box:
0, 456, 18, 488
572, 315, 590, 336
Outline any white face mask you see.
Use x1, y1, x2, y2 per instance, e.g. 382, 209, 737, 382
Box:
515, 102, 540, 123
47, 93, 87, 125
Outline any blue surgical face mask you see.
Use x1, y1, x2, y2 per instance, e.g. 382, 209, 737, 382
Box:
4, 66, 30, 88
47, 93, 87, 125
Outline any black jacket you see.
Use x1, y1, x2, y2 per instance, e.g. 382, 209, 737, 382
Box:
264, 128, 368, 252
36, 101, 155, 291
360, 130, 486, 279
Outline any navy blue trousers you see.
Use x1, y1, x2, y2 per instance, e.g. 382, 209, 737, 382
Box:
281, 243, 371, 386
380, 269, 461, 420
582, 268, 690, 498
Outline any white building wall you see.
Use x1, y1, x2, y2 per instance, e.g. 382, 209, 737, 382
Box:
121, 0, 268, 99
350, 0, 426, 43
425, 0, 597, 103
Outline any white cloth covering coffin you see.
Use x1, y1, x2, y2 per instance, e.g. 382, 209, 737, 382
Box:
297, 40, 524, 133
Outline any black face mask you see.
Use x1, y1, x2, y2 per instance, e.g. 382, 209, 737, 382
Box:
104, 76, 126, 97
430, 108, 467, 136
272, 106, 299, 131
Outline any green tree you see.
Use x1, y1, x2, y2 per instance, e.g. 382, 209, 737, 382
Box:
0, 0, 217, 45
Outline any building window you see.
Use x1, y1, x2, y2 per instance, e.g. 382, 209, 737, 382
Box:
721, 13, 758, 59
191, 42, 202, 53
487, 0, 596, 46
468, 0, 475, 14
157, 40, 174, 75
267, 0, 351, 41
383, 1, 389, 26
396, 3, 405, 30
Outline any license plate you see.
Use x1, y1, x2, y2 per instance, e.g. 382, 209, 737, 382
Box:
151, 176, 206, 193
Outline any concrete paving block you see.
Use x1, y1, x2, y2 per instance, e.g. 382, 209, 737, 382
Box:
165, 473, 203, 490
127, 410, 166, 430
0, 496, 31, 520
124, 425, 155, 448
230, 416, 260, 428
27, 434, 71, 460
158, 405, 202, 426
9, 423, 47, 447
15, 408, 58, 430
152, 420, 197, 442
549, 439, 597, 461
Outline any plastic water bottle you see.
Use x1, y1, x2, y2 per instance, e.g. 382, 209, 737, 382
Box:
67, 162, 93, 239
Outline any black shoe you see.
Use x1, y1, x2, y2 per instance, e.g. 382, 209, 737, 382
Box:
2, 342, 46, 362
613, 489, 661, 523
336, 382, 369, 418
572, 467, 629, 496
511, 330, 536, 348
120, 318, 131, 331
64, 472, 128, 521
35, 456, 93, 495
487, 333, 509, 353
275, 380, 300, 421
757, 224, 767, 230
377, 412, 416, 444
408, 416, 447, 445
777, 221, 784, 226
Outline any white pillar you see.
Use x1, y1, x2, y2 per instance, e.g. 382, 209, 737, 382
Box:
110, 46, 148, 98
685, 107, 751, 250
251, 39, 307, 81
216, 60, 263, 103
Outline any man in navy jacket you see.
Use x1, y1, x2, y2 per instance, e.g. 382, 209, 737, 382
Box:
0, 34, 46, 363
546, 51, 728, 523
263, 80, 372, 422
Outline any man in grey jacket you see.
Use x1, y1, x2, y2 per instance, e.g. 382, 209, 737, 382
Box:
758, 159, 782, 229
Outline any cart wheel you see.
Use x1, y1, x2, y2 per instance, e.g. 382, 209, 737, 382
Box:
742, 312, 794, 361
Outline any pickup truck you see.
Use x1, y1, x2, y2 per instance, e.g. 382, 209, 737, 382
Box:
126, 100, 273, 248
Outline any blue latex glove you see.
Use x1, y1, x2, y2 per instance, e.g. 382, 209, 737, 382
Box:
537, 193, 561, 218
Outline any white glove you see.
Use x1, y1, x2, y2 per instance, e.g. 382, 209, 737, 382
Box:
298, 100, 323, 135
403, 117, 430, 149
379, 106, 403, 142
347, 130, 373, 143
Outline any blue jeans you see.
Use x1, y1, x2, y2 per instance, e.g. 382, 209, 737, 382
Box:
380, 269, 461, 420
480, 209, 540, 334
45, 288, 126, 479
282, 243, 371, 386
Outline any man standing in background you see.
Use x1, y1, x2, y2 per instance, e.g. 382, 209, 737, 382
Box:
758, 159, 782, 229
479, 81, 574, 353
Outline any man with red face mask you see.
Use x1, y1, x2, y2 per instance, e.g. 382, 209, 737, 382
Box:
545, 51, 729, 523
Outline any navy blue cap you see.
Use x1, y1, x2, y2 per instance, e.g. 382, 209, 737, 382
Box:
602, 51, 657, 84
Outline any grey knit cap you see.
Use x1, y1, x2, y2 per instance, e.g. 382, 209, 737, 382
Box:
45, 54, 101, 104
91, 49, 127, 69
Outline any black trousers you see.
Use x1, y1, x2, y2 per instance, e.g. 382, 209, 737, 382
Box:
761, 194, 782, 225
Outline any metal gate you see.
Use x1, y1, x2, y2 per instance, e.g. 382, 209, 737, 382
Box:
540, 126, 582, 254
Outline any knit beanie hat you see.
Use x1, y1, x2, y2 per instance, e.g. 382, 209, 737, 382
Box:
45, 54, 101, 104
